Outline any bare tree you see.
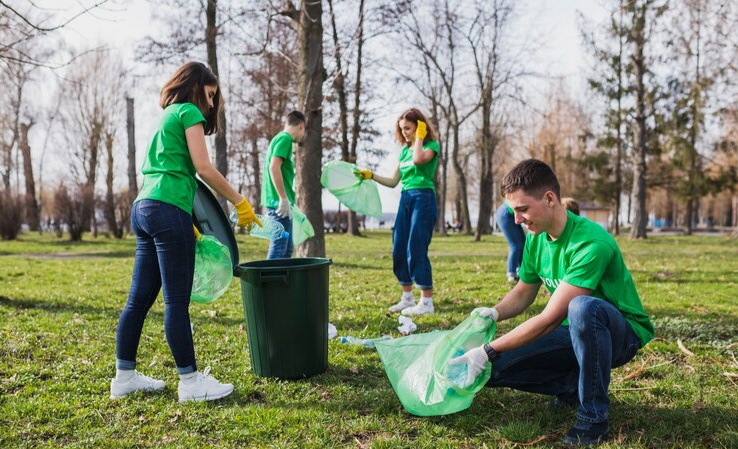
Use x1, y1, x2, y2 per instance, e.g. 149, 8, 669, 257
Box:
278, 0, 326, 257
627, 0, 666, 239
0, 0, 110, 67
581, 1, 630, 235
383, 0, 480, 235
19, 120, 39, 230
463, 0, 522, 240
102, 129, 122, 238
662, 0, 735, 234
57, 50, 125, 240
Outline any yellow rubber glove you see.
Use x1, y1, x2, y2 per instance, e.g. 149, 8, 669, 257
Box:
193, 225, 201, 240
234, 197, 263, 233
354, 168, 373, 180
415, 120, 428, 140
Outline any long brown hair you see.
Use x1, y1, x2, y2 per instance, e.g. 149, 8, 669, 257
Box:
394, 108, 438, 145
159, 62, 223, 135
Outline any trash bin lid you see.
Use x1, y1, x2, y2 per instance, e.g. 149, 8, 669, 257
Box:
192, 179, 239, 268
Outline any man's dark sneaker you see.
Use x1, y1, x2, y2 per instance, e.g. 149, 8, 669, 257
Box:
563, 420, 610, 446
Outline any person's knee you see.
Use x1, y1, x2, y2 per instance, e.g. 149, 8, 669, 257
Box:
568, 296, 601, 332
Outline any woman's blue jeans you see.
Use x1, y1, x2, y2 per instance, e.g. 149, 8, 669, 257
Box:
266, 208, 293, 259
392, 189, 437, 290
487, 296, 642, 424
495, 204, 525, 278
115, 200, 198, 375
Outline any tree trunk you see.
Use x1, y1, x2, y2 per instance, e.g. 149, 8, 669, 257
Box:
82, 123, 101, 233
20, 122, 39, 231
206, 0, 228, 212
347, 0, 366, 237
451, 124, 472, 234
292, 0, 326, 257
475, 97, 496, 241
104, 132, 122, 238
249, 134, 261, 208
629, 3, 648, 239
126, 97, 138, 204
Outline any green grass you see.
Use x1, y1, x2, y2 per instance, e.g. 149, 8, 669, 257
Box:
1, 231, 737, 448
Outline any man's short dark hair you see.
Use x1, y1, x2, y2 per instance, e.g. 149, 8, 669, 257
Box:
501, 159, 561, 199
286, 110, 306, 126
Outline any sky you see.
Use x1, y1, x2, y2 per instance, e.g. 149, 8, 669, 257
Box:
27, 0, 610, 215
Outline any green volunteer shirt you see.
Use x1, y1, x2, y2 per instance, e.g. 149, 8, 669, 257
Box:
518, 211, 654, 347
135, 103, 205, 215
398, 140, 439, 191
261, 131, 295, 209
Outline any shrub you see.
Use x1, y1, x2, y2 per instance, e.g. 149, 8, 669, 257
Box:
0, 190, 24, 240
53, 183, 90, 241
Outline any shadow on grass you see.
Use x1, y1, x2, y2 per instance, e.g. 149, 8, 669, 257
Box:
0, 295, 155, 318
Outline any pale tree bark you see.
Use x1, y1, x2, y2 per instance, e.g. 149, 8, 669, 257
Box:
281, 0, 326, 257
126, 97, 138, 205
20, 121, 39, 231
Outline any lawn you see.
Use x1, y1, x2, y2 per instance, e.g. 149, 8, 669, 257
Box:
0, 231, 736, 448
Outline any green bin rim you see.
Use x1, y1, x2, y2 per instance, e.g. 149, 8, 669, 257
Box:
235, 257, 332, 277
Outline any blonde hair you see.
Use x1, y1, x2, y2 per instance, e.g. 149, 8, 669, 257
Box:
562, 197, 580, 216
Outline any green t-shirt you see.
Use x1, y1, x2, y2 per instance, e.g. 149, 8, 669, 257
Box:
261, 131, 295, 209
398, 140, 439, 191
518, 211, 655, 347
135, 103, 205, 215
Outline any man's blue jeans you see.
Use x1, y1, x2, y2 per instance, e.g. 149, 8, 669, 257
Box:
392, 189, 437, 290
487, 296, 642, 424
116, 200, 198, 375
495, 204, 525, 278
266, 208, 293, 259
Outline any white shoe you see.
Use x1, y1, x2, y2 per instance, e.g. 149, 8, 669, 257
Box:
388, 297, 416, 313
402, 301, 434, 316
178, 367, 234, 403
110, 371, 165, 399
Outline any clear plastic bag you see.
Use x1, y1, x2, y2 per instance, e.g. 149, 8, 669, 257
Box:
320, 160, 383, 218
375, 312, 497, 416
191, 234, 233, 304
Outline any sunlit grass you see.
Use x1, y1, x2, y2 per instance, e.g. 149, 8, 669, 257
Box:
1, 231, 736, 448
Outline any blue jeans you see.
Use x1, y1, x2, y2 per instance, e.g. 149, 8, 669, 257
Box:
266, 208, 293, 259
495, 204, 525, 277
487, 296, 642, 423
115, 200, 198, 375
392, 189, 437, 290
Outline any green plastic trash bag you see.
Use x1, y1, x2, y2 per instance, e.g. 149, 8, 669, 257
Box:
191, 234, 233, 304
291, 204, 315, 245
320, 160, 383, 218
375, 312, 497, 416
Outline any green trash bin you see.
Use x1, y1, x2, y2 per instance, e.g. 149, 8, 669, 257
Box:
235, 258, 331, 379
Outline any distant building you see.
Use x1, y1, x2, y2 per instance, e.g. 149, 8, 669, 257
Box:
579, 202, 612, 230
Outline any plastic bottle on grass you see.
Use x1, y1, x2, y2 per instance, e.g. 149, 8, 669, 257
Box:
229, 209, 289, 240
339, 335, 391, 349
446, 349, 469, 387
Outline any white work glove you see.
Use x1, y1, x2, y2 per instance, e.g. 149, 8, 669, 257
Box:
276, 199, 292, 219
472, 307, 499, 321
448, 345, 489, 388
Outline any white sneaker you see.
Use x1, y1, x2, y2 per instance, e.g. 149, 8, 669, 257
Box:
388, 297, 416, 313
402, 301, 434, 316
110, 371, 165, 399
178, 367, 234, 403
